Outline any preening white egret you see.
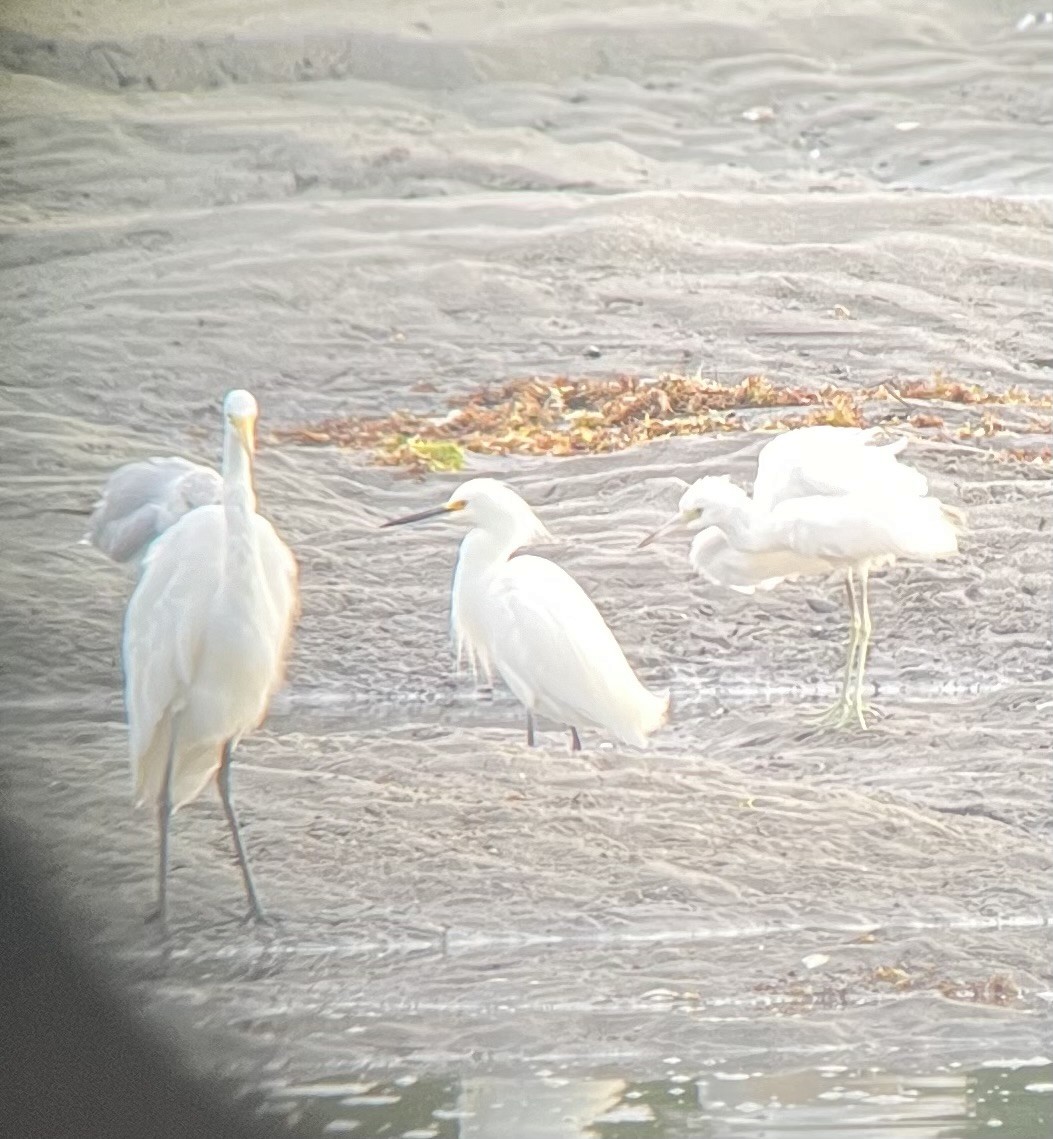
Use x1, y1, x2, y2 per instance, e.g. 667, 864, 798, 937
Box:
122, 390, 298, 925
383, 478, 668, 750
86, 456, 222, 566
651, 426, 931, 596
641, 458, 961, 728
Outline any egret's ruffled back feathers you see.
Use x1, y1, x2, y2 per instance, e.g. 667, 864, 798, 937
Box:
753, 426, 927, 510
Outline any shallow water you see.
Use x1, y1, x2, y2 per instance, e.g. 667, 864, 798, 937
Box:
267, 1060, 1053, 1138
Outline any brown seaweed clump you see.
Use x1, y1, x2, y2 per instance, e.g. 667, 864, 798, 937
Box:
272, 371, 1052, 473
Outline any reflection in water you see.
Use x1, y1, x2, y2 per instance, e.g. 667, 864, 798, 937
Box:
280, 1061, 1053, 1138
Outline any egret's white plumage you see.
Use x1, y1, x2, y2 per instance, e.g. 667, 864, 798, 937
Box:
122, 390, 298, 924
86, 456, 222, 566
384, 478, 668, 749
678, 475, 959, 569
640, 426, 963, 727
751, 425, 927, 510
687, 526, 821, 593
682, 426, 931, 595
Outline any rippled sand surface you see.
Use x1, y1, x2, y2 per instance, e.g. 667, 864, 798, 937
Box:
1, 0, 1050, 1088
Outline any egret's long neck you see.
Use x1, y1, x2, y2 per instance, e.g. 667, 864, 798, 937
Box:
449, 526, 514, 666
454, 525, 521, 591
221, 426, 259, 581
450, 510, 544, 668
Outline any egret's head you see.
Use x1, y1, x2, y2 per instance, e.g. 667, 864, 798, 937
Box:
381, 477, 553, 544
224, 389, 259, 454
637, 475, 748, 547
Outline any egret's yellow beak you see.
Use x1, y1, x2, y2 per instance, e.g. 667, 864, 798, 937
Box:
381, 499, 466, 528
230, 413, 257, 454
637, 512, 687, 549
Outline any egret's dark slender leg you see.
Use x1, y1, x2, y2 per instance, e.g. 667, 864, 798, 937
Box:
148, 715, 179, 930
569, 727, 582, 753
217, 740, 266, 922
526, 711, 536, 747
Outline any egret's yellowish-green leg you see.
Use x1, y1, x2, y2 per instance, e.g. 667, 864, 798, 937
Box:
811, 571, 861, 727
851, 564, 874, 730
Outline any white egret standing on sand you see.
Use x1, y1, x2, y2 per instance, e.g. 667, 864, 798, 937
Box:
641, 459, 961, 728
382, 478, 669, 750
86, 456, 222, 567
122, 390, 298, 925
641, 426, 956, 726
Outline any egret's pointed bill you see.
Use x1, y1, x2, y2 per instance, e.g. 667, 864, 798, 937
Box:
229, 413, 256, 454
637, 513, 685, 549
380, 500, 466, 528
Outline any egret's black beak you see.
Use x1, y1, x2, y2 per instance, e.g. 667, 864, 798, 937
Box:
380, 500, 466, 528
636, 513, 685, 549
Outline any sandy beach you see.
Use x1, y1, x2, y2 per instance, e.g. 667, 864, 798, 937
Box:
1, 0, 1051, 1101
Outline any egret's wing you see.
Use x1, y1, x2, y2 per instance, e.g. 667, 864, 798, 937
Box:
772, 493, 957, 563
754, 427, 926, 508
488, 555, 666, 744
123, 505, 225, 766
752, 426, 870, 508
253, 514, 300, 685
87, 457, 222, 564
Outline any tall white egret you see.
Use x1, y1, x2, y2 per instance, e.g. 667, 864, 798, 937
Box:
642, 472, 961, 728
382, 478, 669, 750
86, 456, 222, 567
122, 390, 298, 926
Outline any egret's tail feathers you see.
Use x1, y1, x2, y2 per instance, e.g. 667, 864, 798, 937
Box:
651, 689, 672, 735
895, 497, 962, 559
941, 503, 968, 533
620, 687, 670, 748
133, 731, 222, 814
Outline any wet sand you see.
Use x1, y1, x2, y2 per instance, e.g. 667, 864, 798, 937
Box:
1, 0, 1051, 1093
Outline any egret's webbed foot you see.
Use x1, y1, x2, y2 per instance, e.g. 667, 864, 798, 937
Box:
808, 696, 885, 731
144, 905, 168, 930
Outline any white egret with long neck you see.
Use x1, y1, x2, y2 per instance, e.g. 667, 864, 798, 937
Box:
642, 469, 961, 728
383, 478, 668, 750
122, 389, 299, 926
